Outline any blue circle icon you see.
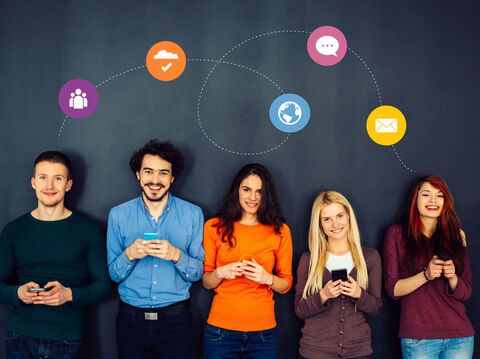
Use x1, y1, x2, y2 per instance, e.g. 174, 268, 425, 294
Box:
269, 93, 310, 133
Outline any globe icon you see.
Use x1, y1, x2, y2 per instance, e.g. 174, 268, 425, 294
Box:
277, 101, 302, 125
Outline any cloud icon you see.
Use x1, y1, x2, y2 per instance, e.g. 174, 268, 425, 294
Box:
153, 50, 179, 60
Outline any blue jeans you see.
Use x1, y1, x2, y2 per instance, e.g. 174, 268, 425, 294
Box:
204, 324, 279, 359
4, 331, 82, 359
401, 337, 474, 359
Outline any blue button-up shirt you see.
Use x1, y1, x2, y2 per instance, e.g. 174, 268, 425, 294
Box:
107, 195, 204, 308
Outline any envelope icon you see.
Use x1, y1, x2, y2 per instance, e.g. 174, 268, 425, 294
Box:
375, 118, 398, 133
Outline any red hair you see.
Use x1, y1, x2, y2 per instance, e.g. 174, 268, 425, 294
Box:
404, 175, 465, 274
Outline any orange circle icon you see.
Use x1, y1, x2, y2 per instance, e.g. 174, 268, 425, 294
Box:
146, 41, 186, 81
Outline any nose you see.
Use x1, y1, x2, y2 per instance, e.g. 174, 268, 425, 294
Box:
46, 177, 54, 188
331, 219, 339, 228
152, 172, 161, 183
249, 191, 257, 201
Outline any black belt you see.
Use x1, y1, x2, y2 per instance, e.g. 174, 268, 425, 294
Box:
119, 300, 189, 320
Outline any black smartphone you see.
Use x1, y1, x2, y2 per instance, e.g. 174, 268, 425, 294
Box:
331, 269, 348, 282
437, 250, 451, 261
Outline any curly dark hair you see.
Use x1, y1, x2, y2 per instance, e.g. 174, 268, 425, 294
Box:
129, 140, 185, 177
214, 163, 285, 248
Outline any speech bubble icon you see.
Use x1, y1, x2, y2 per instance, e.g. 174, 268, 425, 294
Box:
315, 36, 339, 56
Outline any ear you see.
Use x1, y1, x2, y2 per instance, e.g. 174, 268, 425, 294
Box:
136, 171, 140, 180
31, 177, 36, 190
65, 179, 73, 192
171, 176, 175, 184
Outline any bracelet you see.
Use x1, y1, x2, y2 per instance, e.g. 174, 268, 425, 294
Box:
423, 268, 432, 281
268, 274, 275, 288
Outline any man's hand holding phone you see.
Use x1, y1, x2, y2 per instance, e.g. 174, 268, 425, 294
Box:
17, 282, 41, 304
32, 281, 73, 306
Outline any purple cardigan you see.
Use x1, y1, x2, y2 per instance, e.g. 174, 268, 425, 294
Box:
295, 247, 382, 359
383, 224, 474, 339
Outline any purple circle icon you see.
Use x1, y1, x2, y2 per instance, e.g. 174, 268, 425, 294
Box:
307, 26, 348, 66
58, 79, 98, 119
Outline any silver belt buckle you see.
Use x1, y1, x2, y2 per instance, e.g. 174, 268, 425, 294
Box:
144, 312, 158, 320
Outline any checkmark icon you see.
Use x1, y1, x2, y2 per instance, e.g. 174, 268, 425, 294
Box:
161, 62, 173, 72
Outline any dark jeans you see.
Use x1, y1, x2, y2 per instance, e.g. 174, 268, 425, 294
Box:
116, 301, 193, 359
204, 324, 279, 359
4, 331, 82, 359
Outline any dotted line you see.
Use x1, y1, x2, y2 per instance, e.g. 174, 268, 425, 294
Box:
392, 145, 416, 172
57, 65, 146, 142
188, 58, 283, 93
196, 30, 310, 155
348, 47, 415, 172
96, 65, 145, 87
347, 47, 382, 105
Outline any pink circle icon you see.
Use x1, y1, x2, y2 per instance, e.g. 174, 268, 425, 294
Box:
307, 26, 347, 66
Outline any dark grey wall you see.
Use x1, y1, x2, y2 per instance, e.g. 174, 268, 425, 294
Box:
1, 0, 479, 358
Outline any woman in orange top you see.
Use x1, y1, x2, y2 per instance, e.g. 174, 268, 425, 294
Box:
202, 163, 293, 359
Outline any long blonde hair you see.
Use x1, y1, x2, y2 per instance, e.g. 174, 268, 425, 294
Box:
302, 191, 369, 299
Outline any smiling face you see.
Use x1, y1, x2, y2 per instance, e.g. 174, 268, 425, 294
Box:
31, 161, 72, 209
417, 181, 444, 220
320, 202, 350, 242
136, 154, 174, 203
238, 174, 263, 219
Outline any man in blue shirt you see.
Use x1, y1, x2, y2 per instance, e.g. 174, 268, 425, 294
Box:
107, 140, 204, 359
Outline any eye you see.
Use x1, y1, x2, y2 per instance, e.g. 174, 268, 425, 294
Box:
160, 171, 169, 176
144, 170, 152, 175
55, 176, 63, 181
39, 176, 46, 180
437, 193, 444, 198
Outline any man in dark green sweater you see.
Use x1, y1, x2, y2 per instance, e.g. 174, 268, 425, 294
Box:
0, 151, 111, 358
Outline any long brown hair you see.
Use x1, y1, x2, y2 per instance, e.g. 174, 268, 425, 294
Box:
403, 175, 465, 274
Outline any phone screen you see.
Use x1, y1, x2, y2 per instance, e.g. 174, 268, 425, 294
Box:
331, 269, 348, 282
143, 232, 158, 240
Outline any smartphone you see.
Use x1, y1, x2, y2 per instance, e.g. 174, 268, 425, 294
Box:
437, 250, 451, 261
29, 288, 46, 293
331, 269, 348, 282
239, 253, 254, 261
143, 232, 158, 240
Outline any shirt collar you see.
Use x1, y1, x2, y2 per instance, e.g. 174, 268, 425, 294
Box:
137, 193, 174, 217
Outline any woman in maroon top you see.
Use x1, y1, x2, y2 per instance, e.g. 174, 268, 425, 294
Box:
295, 191, 382, 359
383, 175, 474, 358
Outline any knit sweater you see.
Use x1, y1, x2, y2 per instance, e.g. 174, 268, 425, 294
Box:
295, 247, 382, 359
0, 213, 111, 340
383, 224, 474, 339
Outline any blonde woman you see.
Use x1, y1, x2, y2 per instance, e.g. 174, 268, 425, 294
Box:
294, 191, 382, 359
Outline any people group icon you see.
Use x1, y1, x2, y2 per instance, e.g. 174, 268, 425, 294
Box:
69, 89, 88, 110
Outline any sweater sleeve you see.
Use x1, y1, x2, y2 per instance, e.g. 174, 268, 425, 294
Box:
0, 225, 21, 306
352, 248, 382, 315
383, 225, 402, 300
70, 224, 111, 307
446, 246, 472, 302
294, 252, 330, 319
274, 224, 293, 294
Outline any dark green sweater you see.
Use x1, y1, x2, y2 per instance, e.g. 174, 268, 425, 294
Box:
0, 212, 111, 340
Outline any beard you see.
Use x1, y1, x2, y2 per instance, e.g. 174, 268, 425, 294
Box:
141, 183, 169, 203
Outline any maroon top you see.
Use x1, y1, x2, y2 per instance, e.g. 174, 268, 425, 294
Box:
383, 224, 474, 339
295, 247, 382, 359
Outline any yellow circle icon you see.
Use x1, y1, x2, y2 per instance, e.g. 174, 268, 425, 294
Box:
366, 105, 407, 146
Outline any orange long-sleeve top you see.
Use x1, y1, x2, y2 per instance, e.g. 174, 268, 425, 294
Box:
203, 217, 293, 331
